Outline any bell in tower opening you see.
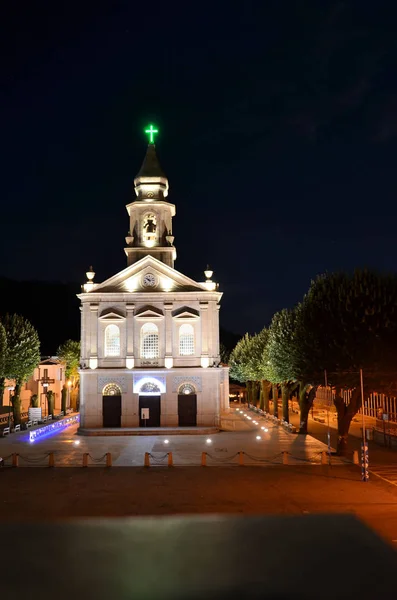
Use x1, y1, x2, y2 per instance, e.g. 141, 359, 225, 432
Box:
143, 213, 157, 247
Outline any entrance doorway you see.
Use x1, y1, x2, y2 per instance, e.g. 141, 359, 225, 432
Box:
102, 395, 121, 427
139, 395, 161, 427
178, 394, 197, 426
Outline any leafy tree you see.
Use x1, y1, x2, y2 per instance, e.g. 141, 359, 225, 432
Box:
229, 329, 273, 409
266, 307, 314, 428
0, 322, 8, 406
296, 269, 397, 454
2, 314, 40, 425
57, 340, 80, 410
220, 342, 230, 365
57, 340, 80, 382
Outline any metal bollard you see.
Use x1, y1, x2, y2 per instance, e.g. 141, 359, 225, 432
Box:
282, 451, 289, 465
238, 451, 244, 466
201, 452, 207, 467
321, 451, 327, 465
106, 452, 112, 467
82, 453, 88, 468
353, 450, 359, 465
168, 452, 173, 467
12, 453, 19, 468
48, 452, 55, 468
144, 452, 150, 467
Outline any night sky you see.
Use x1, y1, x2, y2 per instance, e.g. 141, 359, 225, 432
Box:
2, 1, 397, 336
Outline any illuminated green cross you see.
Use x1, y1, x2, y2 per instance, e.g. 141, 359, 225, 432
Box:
145, 124, 159, 144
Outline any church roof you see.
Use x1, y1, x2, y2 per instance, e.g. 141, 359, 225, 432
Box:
135, 144, 167, 180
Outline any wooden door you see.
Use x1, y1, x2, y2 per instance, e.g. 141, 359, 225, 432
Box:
139, 395, 161, 427
102, 395, 121, 428
178, 394, 197, 426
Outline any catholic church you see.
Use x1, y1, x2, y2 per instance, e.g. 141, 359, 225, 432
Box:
77, 126, 229, 432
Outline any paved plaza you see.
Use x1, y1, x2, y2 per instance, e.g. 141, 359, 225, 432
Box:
0, 409, 343, 467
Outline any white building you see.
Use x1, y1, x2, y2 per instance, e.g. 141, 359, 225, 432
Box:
78, 135, 229, 432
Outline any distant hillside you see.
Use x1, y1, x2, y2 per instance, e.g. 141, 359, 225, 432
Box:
0, 278, 241, 357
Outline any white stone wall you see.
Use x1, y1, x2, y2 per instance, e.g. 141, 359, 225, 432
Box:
80, 296, 220, 368
79, 367, 228, 429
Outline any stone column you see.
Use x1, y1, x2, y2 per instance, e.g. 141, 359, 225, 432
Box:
214, 304, 220, 359
126, 304, 135, 368
89, 304, 99, 357
164, 303, 173, 368
200, 302, 209, 358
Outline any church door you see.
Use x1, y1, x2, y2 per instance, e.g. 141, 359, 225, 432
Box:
178, 394, 197, 427
102, 395, 122, 428
139, 395, 161, 427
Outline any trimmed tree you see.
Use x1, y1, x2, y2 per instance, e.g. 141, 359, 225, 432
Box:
2, 314, 40, 425
266, 309, 301, 424
30, 394, 39, 408
296, 269, 397, 454
57, 340, 80, 410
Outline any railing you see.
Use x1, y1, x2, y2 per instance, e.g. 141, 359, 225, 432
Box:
0, 411, 29, 426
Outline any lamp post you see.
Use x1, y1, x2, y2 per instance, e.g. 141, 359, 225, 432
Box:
7, 386, 14, 430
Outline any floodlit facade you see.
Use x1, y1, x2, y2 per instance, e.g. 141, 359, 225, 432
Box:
78, 134, 229, 431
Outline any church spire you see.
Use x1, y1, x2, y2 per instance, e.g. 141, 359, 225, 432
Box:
134, 143, 167, 182
125, 125, 176, 268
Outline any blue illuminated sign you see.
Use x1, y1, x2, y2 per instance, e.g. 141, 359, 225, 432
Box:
29, 414, 80, 442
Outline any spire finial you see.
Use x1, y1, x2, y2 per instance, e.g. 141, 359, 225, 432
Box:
144, 124, 159, 144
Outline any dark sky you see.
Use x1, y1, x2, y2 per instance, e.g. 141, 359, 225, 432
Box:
2, 0, 397, 336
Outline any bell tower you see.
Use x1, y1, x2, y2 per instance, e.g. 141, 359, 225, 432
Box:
124, 125, 176, 268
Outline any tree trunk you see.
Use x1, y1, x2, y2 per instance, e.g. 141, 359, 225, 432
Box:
262, 381, 271, 412
259, 382, 264, 410
61, 386, 67, 415
0, 377, 5, 407
71, 388, 78, 411
298, 384, 317, 434
272, 384, 279, 417
255, 381, 261, 407
12, 382, 22, 426
334, 387, 362, 455
281, 384, 289, 423
47, 391, 55, 417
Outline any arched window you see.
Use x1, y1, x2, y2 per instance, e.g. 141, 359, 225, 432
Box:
102, 383, 122, 396
141, 323, 159, 359
179, 324, 194, 356
105, 325, 120, 357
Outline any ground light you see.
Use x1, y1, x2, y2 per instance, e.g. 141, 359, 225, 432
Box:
256, 435, 262, 440
74, 440, 80, 446
206, 439, 212, 444
164, 439, 169, 444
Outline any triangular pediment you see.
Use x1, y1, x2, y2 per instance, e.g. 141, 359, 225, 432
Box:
98, 309, 126, 321
172, 306, 200, 320
81, 255, 213, 294
135, 305, 164, 319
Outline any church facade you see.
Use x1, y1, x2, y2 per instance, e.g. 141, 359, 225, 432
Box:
77, 132, 229, 431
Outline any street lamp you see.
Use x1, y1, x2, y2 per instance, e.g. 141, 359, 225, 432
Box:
7, 386, 14, 430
